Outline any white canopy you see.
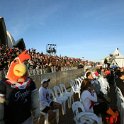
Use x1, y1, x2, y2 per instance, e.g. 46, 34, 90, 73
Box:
109, 48, 124, 68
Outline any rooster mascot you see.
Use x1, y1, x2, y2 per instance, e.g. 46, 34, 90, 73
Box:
0, 50, 40, 124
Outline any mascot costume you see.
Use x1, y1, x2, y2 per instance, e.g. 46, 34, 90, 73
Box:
0, 50, 40, 124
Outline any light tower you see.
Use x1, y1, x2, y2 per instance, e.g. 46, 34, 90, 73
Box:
46, 44, 57, 56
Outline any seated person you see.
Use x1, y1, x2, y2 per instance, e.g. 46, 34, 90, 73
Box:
80, 78, 118, 123
39, 78, 61, 123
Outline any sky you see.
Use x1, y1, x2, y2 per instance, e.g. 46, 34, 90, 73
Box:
0, 0, 124, 61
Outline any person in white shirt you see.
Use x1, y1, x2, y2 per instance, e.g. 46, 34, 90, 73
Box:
39, 78, 61, 123
98, 75, 110, 100
80, 78, 97, 112
80, 78, 118, 123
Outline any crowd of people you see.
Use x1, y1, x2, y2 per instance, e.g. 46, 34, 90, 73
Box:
0, 44, 94, 74
38, 65, 123, 124
1, 42, 124, 124
80, 67, 119, 123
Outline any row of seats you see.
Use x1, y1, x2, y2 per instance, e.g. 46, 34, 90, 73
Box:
38, 82, 75, 124
38, 75, 100, 124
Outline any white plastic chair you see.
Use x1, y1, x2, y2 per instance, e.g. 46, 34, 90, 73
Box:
53, 85, 68, 115
72, 101, 102, 124
81, 76, 85, 80
75, 78, 82, 89
69, 80, 81, 98
59, 83, 74, 108
48, 89, 56, 101
72, 101, 85, 124
78, 77, 83, 83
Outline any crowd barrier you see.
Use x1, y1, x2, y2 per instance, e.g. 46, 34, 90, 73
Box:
0, 68, 84, 89
28, 66, 78, 76
115, 82, 124, 124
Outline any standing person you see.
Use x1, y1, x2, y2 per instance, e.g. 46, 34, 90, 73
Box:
98, 68, 111, 101
0, 50, 40, 124
39, 78, 61, 123
80, 78, 118, 123
86, 71, 109, 103
86, 71, 101, 96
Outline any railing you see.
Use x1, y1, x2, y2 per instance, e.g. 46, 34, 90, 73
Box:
28, 67, 77, 76
0, 66, 78, 79
115, 84, 124, 124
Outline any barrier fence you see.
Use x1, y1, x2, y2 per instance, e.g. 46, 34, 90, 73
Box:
114, 80, 124, 124
0, 68, 84, 89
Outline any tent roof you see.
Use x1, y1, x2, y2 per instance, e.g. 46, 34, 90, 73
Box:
102, 48, 124, 68
112, 48, 124, 58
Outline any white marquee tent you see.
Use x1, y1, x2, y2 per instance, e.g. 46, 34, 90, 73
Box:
106, 48, 124, 68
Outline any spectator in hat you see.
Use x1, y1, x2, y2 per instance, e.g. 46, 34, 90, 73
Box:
39, 78, 61, 123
